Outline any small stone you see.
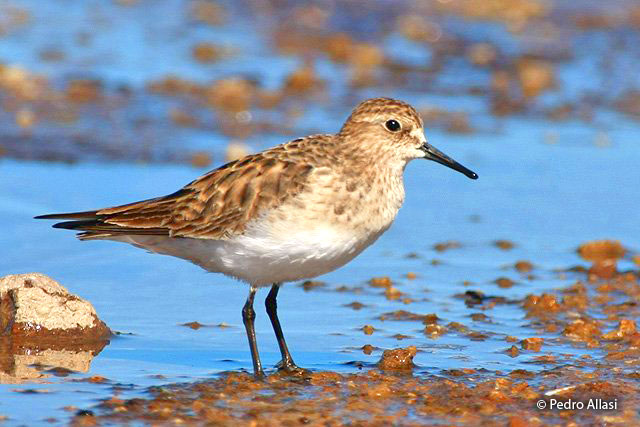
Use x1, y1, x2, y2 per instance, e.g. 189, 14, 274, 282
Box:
181, 321, 204, 330
514, 260, 533, 273
391, 334, 412, 340
377, 346, 417, 370
523, 293, 562, 315
362, 325, 375, 335
577, 240, 625, 263
521, 337, 543, 351
384, 286, 403, 300
506, 345, 520, 357
300, 280, 325, 291
470, 313, 489, 322
369, 276, 392, 288
424, 324, 447, 337
433, 240, 461, 252
495, 277, 515, 288
423, 313, 439, 325
344, 301, 365, 310
494, 240, 515, 250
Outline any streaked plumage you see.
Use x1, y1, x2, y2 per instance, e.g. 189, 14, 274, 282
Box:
37, 97, 477, 377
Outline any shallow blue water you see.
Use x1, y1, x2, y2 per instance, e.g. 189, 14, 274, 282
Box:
1, 114, 639, 422
1, 0, 640, 425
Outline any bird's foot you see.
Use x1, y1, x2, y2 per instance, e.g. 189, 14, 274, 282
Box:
275, 360, 311, 377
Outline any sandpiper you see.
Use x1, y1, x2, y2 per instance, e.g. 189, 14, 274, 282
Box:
36, 97, 477, 377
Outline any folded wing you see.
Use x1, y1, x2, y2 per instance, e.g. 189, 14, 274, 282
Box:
36, 149, 315, 240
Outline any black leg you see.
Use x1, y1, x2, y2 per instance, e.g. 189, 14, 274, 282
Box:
242, 286, 264, 378
265, 283, 307, 374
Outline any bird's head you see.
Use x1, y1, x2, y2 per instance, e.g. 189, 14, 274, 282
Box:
340, 97, 478, 179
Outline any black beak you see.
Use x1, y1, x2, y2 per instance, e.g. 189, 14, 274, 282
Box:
421, 143, 478, 180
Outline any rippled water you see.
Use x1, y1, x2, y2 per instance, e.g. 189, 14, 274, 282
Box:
1, 0, 640, 425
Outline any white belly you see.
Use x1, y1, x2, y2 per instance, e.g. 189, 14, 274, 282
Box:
216, 224, 382, 285
113, 223, 385, 287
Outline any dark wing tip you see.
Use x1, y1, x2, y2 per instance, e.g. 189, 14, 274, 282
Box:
35, 211, 100, 221
47, 218, 169, 236
51, 220, 94, 230
35, 214, 62, 220
35, 211, 104, 231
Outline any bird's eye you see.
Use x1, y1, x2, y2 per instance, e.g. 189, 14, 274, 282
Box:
385, 119, 401, 132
